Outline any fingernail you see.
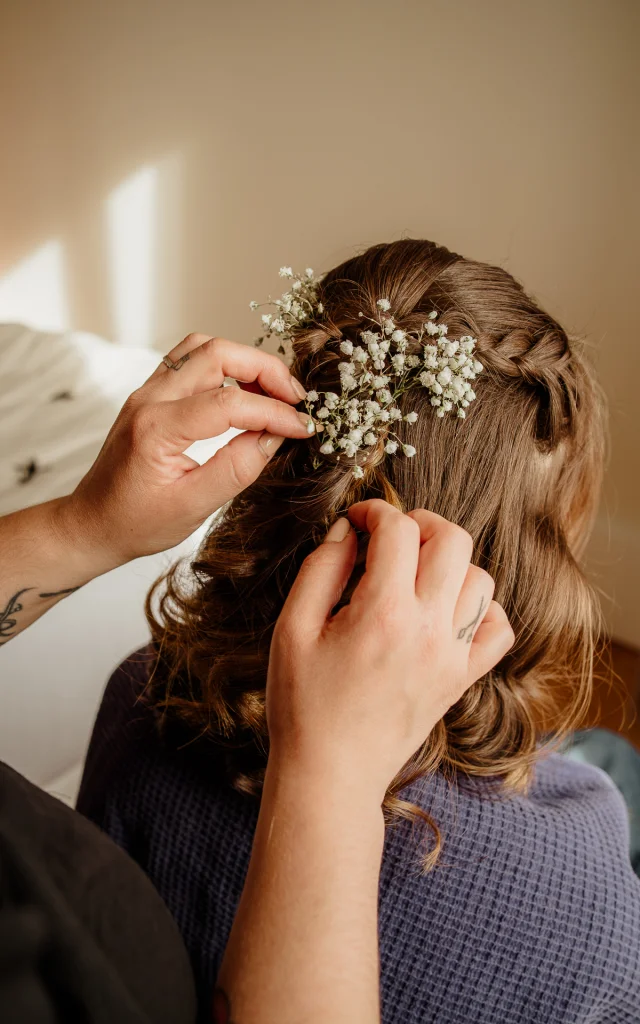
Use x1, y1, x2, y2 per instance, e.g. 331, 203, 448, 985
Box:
324, 518, 351, 543
298, 411, 316, 434
258, 432, 285, 457
290, 377, 307, 401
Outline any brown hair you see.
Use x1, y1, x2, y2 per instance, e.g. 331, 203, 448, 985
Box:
145, 239, 605, 867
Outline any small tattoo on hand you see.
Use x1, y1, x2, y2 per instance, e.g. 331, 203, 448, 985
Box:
457, 595, 487, 644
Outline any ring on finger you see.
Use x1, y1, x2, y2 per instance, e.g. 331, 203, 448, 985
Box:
162, 353, 191, 372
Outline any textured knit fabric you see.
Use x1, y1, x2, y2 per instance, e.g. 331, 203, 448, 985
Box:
77, 648, 640, 1024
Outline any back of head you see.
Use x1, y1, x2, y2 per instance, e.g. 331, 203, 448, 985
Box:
146, 238, 605, 826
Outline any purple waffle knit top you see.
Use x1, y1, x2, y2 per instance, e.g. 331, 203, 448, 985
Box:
77, 648, 640, 1023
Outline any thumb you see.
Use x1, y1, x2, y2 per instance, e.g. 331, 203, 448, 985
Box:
279, 519, 357, 637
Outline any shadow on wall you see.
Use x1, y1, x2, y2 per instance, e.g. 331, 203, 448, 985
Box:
0, 151, 186, 351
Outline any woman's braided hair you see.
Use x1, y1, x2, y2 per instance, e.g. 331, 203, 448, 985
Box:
145, 239, 605, 869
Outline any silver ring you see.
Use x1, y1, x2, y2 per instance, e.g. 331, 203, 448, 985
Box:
162, 353, 190, 371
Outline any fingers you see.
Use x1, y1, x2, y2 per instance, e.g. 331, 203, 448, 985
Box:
347, 499, 421, 595
406, 508, 473, 609
278, 520, 358, 637
453, 564, 495, 644
184, 429, 289, 512
467, 600, 515, 682
145, 335, 307, 407
150, 385, 315, 453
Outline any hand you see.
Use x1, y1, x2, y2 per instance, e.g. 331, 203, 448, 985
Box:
56, 334, 314, 569
266, 499, 514, 803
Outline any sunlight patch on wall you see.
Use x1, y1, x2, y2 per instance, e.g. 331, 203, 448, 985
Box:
106, 165, 158, 347
0, 240, 69, 332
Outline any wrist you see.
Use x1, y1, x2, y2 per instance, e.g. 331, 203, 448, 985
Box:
51, 495, 127, 578
264, 751, 387, 830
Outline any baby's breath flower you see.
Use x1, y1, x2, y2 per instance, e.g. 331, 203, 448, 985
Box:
251, 273, 481, 473
249, 300, 259, 310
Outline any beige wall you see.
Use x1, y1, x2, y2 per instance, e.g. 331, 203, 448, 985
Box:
1, 0, 638, 641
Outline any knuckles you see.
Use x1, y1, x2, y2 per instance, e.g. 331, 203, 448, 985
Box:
218, 444, 256, 493
196, 335, 222, 355
469, 564, 495, 596
218, 383, 242, 412
124, 400, 158, 448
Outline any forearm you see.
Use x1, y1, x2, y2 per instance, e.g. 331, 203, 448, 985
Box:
215, 762, 385, 1024
0, 496, 121, 644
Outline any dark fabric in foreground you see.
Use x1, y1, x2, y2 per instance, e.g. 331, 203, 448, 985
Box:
0, 759, 196, 1024
78, 648, 640, 1024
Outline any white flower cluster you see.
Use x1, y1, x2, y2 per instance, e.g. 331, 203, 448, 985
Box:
250, 268, 483, 479
305, 301, 483, 479
250, 266, 323, 361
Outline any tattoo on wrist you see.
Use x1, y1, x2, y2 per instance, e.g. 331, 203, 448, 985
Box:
0, 588, 33, 642
38, 587, 80, 599
0, 585, 81, 644
212, 988, 237, 1024
457, 595, 487, 644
